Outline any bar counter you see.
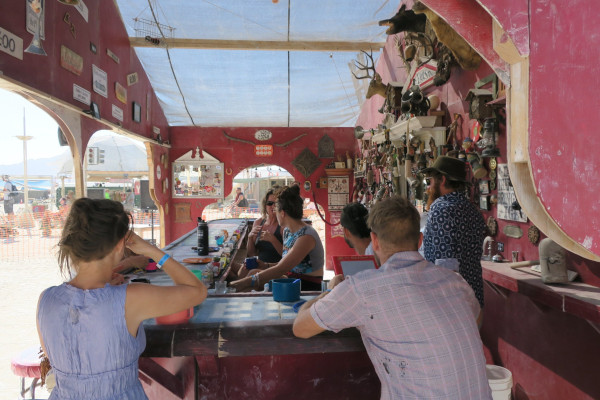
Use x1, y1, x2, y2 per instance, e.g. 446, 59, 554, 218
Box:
136, 219, 379, 400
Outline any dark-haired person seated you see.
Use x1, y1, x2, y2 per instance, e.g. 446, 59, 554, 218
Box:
230, 185, 324, 292
293, 196, 491, 400
340, 202, 381, 265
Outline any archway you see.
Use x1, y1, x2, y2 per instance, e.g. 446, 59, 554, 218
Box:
77, 130, 157, 245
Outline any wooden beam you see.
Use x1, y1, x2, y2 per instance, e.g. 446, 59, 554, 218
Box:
129, 37, 385, 52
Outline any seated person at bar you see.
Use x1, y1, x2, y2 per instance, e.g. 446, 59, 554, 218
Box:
233, 187, 283, 279
37, 198, 207, 399
230, 185, 324, 291
340, 202, 374, 257
293, 196, 491, 400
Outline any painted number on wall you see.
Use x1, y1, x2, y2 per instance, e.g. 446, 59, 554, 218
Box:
0, 26, 24, 60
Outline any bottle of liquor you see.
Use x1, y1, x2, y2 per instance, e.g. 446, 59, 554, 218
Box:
197, 218, 209, 256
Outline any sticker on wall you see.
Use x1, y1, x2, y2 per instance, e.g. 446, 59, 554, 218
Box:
106, 48, 120, 64
0, 26, 24, 60
62, 12, 76, 38
73, 84, 91, 105
89, 41, 96, 54
146, 92, 151, 120
115, 82, 127, 104
60, 45, 83, 75
132, 102, 141, 123
92, 64, 108, 97
73, 0, 89, 23
255, 144, 273, 157
330, 211, 344, 238
25, 0, 46, 56
127, 72, 138, 86
254, 129, 272, 141
111, 104, 123, 122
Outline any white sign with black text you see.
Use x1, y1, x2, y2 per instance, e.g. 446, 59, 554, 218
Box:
111, 104, 124, 122
496, 164, 527, 222
92, 64, 108, 98
73, 84, 91, 105
0, 26, 23, 60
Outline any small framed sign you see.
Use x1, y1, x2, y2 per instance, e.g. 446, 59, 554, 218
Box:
480, 195, 490, 211
479, 180, 490, 195
132, 102, 141, 123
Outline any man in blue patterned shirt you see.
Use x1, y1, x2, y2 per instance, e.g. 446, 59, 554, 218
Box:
422, 156, 487, 307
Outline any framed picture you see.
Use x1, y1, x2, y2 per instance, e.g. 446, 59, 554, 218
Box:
479, 180, 490, 195
480, 195, 490, 210
132, 102, 141, 123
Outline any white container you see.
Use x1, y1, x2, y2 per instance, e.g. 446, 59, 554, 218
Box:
486, 365, 512, 400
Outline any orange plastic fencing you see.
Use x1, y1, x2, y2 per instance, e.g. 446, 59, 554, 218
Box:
0, 208, 323, 262
0, 210, 161, 262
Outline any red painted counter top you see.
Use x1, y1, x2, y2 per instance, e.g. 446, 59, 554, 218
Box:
482, 261, 600, 324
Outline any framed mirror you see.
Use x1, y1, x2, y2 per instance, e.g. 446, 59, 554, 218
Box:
172, 150, 224, 199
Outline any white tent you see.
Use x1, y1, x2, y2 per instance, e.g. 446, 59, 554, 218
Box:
58, 132, 149, 181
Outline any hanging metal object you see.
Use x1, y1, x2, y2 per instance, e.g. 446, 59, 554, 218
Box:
479, 118, 501, 158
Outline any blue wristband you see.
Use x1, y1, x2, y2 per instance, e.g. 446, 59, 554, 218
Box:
157, 254, 170, 269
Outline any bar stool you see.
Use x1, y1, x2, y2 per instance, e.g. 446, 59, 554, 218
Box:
10, 346, 43, 399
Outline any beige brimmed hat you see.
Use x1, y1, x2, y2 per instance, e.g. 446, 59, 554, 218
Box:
421, 156, 468, 183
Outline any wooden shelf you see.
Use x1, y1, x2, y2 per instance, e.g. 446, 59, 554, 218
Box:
325, 168, 354, 176
371, 116, 446, 148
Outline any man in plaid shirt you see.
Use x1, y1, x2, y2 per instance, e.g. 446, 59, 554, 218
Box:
294, 196, 491, 400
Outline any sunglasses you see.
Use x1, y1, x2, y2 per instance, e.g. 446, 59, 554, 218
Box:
266, 201, 275, 206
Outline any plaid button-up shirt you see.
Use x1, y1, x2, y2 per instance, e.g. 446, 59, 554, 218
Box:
311, 251, 492, 400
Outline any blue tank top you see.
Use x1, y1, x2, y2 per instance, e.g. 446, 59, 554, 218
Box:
282, 225, 324, 274
37, 283, 147, 399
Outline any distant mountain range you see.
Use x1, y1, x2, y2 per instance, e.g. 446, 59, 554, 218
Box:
0, 153, 67, 177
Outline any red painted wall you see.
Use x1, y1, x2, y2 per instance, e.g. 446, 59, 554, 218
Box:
166, 126, 358, 269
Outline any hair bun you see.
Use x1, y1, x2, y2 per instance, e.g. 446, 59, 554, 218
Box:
288, 184, 300, 196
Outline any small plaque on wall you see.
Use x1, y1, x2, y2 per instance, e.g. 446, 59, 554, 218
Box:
175, 203, 192, 223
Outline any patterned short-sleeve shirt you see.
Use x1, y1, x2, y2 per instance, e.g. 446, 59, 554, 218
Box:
423, 191, 487, 306
310, 252, 491, 400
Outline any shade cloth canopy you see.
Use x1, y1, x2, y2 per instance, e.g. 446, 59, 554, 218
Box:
114, 0, 397, 127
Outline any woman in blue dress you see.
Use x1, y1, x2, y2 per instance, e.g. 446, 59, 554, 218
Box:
36, 198, 207, 399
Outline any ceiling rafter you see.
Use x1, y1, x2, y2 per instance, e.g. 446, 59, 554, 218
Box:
129, 38, 385, 52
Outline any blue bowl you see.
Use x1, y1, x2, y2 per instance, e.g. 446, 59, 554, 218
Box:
270, 278, 301, 302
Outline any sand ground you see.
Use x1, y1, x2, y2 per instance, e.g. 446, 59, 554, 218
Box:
0, 235, 61, 399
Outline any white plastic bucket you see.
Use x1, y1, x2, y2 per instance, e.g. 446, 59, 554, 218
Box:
486, 365, 512, 400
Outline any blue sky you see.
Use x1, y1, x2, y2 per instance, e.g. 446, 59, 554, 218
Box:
0, 88, 67, 166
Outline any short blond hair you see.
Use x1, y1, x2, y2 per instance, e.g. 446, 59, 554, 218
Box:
367, 196, 420, 251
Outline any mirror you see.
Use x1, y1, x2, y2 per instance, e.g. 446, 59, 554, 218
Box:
172, 150, 224, 199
